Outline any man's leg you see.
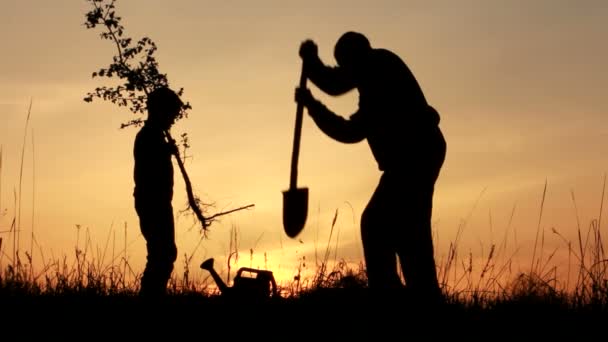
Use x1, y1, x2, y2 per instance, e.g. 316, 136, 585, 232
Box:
396, 184, 442, 303
397, 128, 446, 304
361, 175, 402, 289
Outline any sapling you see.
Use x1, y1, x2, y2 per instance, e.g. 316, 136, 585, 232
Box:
83, 0, 252, 235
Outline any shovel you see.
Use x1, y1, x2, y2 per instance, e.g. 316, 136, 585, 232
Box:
282, 63, 309, 238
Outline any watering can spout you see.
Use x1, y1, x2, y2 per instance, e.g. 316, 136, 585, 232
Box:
200, 258, 229, 294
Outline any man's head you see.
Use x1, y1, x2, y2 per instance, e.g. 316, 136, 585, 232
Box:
334, 31, 372, 71
146, 86, 183, 130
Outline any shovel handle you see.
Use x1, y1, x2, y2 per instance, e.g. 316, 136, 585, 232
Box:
290, 63, 307, 190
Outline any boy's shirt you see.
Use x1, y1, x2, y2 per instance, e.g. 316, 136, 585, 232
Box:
133, 123, 174, 207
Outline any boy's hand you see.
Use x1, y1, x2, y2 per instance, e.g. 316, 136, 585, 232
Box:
167, 140, 179, 156
164, 131, 179, 156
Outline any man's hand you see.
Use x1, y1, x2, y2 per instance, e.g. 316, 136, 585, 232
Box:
295, 87, 315, 107
299, 40, 318, 61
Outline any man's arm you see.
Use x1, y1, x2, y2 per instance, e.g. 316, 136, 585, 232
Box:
298, 89, 365, 144
306, 55, 356, 96
300, 40, 355, 96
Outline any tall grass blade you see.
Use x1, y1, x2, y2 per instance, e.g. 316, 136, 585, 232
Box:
17, 99, 33, 261
531, 179, 547, 274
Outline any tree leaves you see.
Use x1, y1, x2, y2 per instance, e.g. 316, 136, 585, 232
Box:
83, 0, 191, 129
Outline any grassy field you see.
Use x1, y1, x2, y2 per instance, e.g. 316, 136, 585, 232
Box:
1, 199, 607, 337
1, 180, 607, 331
1, 230, 606, 322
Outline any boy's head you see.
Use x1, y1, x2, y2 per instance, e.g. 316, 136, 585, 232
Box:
146, 87, 183, 129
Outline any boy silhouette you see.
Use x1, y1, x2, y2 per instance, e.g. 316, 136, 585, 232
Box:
133, 86, 182, 297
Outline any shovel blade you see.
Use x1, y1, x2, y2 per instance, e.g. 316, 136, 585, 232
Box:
282, 187, 309, 238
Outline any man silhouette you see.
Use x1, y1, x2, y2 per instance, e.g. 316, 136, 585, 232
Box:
133, 86, 182, 297
295, 32, 446, 303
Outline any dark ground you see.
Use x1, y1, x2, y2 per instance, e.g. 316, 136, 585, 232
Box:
1, 288, 605, 338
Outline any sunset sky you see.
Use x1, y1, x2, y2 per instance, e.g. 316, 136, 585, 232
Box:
1, 0, 607, 289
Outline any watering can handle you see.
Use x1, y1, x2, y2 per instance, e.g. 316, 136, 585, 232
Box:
289, 62, 307, 190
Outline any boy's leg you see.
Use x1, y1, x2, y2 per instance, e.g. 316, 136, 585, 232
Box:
139, 206, 177, 297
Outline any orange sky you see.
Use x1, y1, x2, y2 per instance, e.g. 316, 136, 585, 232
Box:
1, 0, 607, 290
